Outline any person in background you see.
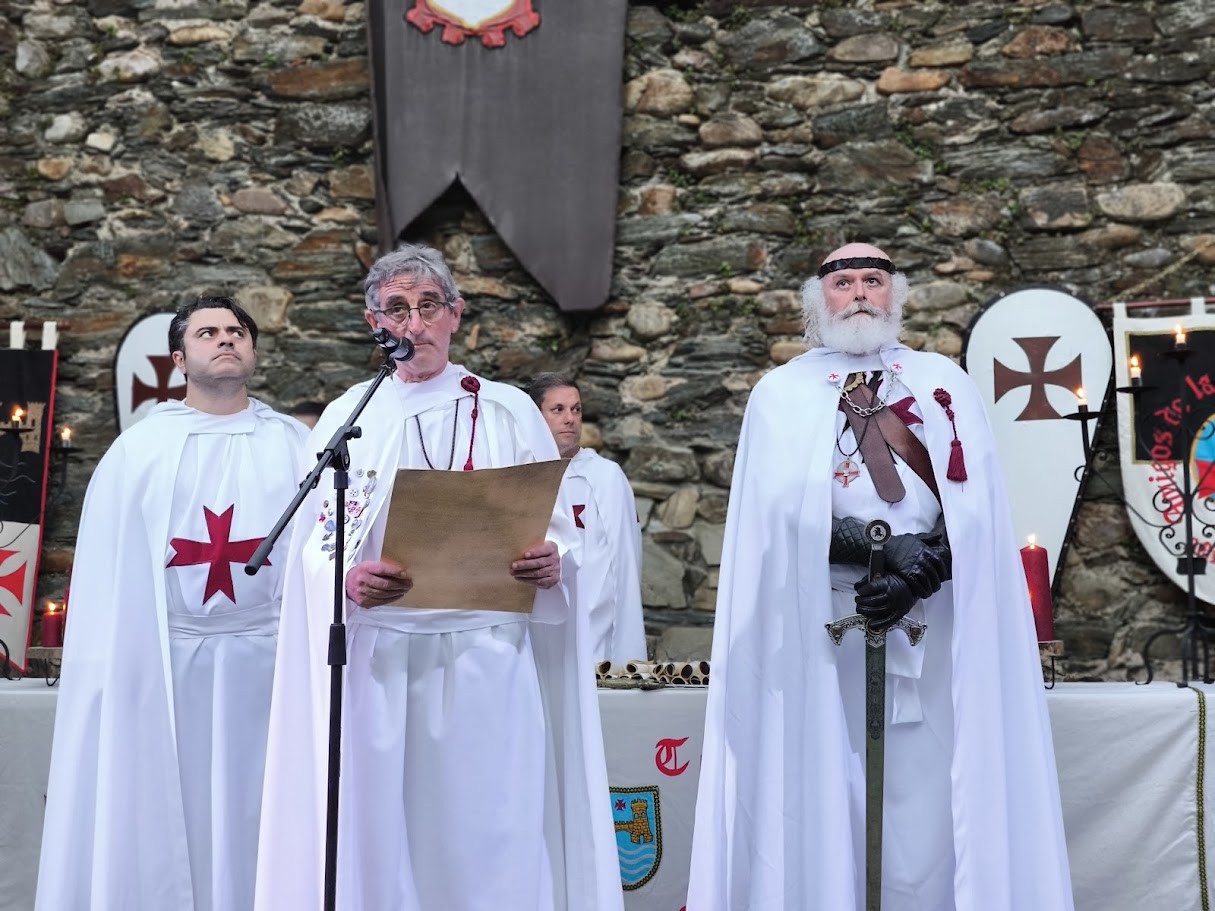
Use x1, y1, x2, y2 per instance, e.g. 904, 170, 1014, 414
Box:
529, 372, 646, 664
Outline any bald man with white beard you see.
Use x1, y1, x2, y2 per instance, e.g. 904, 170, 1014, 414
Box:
688, 244, 1073, 911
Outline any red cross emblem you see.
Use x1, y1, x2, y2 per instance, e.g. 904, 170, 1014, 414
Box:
167, 505, 268, 603
993, 336, 1082, 421
573, 504, 586, 529
828, 373, 840, 382
131, 354, 187, 410
834, 459, 860, 488
0, 548, 26, 618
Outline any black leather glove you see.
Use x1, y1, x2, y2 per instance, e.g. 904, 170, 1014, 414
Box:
854, 573, 917, 633
883, 531, 951, 600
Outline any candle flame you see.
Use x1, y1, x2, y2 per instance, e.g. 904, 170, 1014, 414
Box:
45, 601, 57, 613
1075, 387, 1087, 405
61, 426, 71, 442
1176, 324, 1187, 342
1027, 533, 1038, 547
1130, 355, 1140, 369
12, 407, 23, 423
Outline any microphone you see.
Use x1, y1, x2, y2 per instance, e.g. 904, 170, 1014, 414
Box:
372, 327, 415, 362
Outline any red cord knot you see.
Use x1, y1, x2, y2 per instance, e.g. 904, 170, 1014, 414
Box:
461, 376, 481, 470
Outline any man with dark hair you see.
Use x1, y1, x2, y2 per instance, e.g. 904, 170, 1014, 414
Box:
528, 372, 646, 663
689, 243, 1073, 910
256, 244, 622, 911
38, 297, 308, 911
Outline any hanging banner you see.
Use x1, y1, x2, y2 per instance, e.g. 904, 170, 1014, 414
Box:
1113, 299, 1215, 601
0, 342, 58, 673
370, 0, 627, 312
964, 286, 1112, 589
114, 312, 184, 432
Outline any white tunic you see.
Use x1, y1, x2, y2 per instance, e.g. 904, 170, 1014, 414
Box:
255, 364, 623, 911
563, 448, 646, 663
687, 345, 1073, 911
36, 400, 307, 911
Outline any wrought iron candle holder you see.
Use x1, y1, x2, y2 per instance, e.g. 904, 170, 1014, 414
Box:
1072, 344, 1215, 686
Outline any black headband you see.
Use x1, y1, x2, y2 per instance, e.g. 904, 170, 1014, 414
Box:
817, 256, 896, 278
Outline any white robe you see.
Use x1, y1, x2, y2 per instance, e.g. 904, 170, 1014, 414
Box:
255, 364, 623, 911
36, 400, 307, 911
687, 345, 1073, 911
564, 448, 646, 663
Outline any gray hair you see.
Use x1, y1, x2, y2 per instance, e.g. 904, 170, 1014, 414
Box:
527, 372, 578, 408
363, 243, 459, 310
800, 272, 910, 347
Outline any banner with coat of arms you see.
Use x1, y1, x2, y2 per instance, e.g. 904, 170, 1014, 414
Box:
1113, 299, 1215, 601
0, 333, 58, 672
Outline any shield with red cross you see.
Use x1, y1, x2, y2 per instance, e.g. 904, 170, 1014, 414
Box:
114, 312, 186, 432
963, 286, 1112, 590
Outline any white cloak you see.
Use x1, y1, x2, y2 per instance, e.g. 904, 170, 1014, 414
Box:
255, 364, 622, 911
36, 400, 307, 911
564, 448, 646, 663
687, 345, 1073, 911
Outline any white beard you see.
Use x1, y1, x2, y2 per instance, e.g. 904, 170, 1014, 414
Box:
818, 303, 902, 355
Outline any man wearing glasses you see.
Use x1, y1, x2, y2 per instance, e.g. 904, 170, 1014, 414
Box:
255, 244, 623, 911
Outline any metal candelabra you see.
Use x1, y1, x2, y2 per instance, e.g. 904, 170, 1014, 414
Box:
1072, 342, 1215, 686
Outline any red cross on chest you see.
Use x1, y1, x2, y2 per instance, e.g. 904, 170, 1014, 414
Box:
167, 505, 268, 603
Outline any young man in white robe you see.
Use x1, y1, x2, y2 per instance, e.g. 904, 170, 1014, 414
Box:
254, 244, 623, 911
37, 298, 309, 911
528, 372, 646, 664
688, 243, 1074, 910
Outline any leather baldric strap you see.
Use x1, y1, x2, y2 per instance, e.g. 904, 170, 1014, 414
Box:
844, 375, 941, 506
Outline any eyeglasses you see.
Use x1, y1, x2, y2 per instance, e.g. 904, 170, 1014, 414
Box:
369, 300, 454, 326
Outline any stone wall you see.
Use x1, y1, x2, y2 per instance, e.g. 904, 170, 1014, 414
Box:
4, 0, 1215, 678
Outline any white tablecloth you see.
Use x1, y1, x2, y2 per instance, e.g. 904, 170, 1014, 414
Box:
0, 680, 57, 911
3, 681, 1213, 911
601, 682, 1215, 911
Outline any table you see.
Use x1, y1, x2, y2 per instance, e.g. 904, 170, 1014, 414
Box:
0, 680, 57, 911
600, 682, 1215, 911
3, 682, 1213, 911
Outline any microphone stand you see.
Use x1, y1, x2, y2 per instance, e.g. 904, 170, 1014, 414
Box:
245, 327, 413, 911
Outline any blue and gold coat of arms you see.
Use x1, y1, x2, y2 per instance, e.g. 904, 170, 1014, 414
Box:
610, 785, 662, 890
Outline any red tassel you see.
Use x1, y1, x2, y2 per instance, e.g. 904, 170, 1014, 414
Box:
947, 438, 968, 482
934, 388, 968, 482
461, 376, 481, 470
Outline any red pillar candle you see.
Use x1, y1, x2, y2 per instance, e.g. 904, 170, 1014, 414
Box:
42, 601, 65, 648
1020, 535, 1054, 642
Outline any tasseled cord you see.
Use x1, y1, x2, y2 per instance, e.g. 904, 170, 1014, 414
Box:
461, 376, 481, 470
933, 388, 968, 482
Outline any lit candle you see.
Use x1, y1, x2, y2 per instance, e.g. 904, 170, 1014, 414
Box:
1075, 386, 1087, 409
1129, 355, 1142, 385
11, 406, 24, 428
1020, 534, 1055, 642
1175, 324, 1188, 349
60, 426, 72, 448
41, 601, 65, 648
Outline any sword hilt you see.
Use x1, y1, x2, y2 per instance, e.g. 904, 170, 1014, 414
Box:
825, 613, 926, 648
865, 519, 889, 581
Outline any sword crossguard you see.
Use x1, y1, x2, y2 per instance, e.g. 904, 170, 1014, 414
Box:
825, 613, 927, 649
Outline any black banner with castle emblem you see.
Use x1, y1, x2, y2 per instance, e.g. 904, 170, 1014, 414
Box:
0, 347, 58, 671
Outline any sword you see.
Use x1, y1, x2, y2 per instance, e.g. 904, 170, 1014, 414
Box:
825, 519, 926, 911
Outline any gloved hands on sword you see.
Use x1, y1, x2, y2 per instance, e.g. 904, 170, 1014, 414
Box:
829, 515, 952, 634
